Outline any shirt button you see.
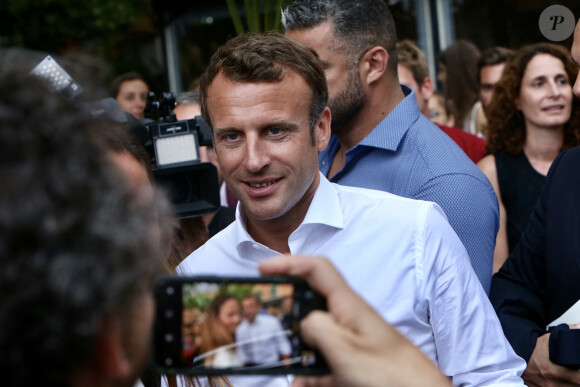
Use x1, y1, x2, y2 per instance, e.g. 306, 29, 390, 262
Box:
252, 243, 260, 250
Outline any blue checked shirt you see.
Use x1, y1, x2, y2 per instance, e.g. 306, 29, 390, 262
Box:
319, 85, 499, 293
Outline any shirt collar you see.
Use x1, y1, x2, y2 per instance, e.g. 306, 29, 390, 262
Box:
233, 172, 344, 247
301, 172, 344, 229
319, 84, 420, 159
358, 84, 420, 151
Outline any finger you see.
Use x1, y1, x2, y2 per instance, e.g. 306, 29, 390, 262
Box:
292, 375, 336, 387
569, 322, 580, 329
259, 256, 349, 297
299, 310, 361, 369
553, 365, 580, 384
259, 256, 379, 331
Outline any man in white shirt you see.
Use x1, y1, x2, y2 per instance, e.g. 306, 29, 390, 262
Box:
236, 295, 292, 367
177, 31, 525, 386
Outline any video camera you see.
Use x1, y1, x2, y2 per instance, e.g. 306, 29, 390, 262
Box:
132, 91, 220, 219
29, 55, 220, 219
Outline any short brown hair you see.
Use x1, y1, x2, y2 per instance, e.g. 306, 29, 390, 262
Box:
397, 40, 429, 86
199, 31, 328, 143
477, 46, 513, 85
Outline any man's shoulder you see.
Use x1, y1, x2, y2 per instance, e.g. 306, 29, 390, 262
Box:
176, 221, 242, 275
330, 182, 448, 227
437, 124, 487, 163
257, 313, 284, 328
332, 182, 430, 207
402, 118, 494, 189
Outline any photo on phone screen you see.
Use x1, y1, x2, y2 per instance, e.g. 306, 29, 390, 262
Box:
153, 275, 329, 376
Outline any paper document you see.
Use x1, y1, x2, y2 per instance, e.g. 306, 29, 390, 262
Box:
548, 299, 580, 329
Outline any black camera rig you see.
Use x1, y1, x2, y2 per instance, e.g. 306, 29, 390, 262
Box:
133, 91, 220, 219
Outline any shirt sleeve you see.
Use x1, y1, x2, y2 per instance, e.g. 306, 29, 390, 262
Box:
235, 324, 251, 364
489, 151, 566, 362
420, 203, 525, 386
270, 318, 292, 356
415, 173, 498, 294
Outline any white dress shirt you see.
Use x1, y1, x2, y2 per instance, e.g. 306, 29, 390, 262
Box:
177, 173, 525, 386
236, 313, 292, 365
209, 348, 243, 369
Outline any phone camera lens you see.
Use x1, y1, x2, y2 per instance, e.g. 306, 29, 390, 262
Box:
165, 333, 174, 343
166, 286, 175, 295
165, 358, 173, 366
164, 310, 174, 319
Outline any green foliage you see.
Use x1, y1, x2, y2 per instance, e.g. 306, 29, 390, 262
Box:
0, 0, 151, 53
182, 283, 258, 312
226, 283, 257, 300
226, 0, 292, 35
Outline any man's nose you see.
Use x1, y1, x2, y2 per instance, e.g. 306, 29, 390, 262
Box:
243, 137, 271, 173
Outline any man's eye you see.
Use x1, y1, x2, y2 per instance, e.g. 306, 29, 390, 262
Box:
224, 133, 239, 141
269, 128, 282, 135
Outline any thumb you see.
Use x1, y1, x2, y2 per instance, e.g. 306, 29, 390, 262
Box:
300, 310, 356, 369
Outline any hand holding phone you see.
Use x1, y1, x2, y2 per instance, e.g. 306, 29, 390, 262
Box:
259, 256, 452, 387
153, 275, 328, 376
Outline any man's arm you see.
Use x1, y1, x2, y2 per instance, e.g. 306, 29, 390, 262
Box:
421, 203, 525, 385
489, 191, 549, 362
490, 150, 580, 386
268, 315, 292, 367
416, 173, 498, 294
259, 256, 451, 387
234, 324, 251, 365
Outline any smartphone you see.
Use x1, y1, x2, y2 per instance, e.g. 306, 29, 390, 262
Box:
153, 275, 329, 376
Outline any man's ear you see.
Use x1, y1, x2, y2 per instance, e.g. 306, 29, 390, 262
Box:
419, 76, 434, 102
360, 46, 388, 86
315, 107, 331, 152
95, 314, 132, 381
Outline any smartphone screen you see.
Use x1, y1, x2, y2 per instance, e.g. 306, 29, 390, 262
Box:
153, 275, 329, 376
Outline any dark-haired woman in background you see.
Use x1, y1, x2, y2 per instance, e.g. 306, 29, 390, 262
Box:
477, 42, 580, 273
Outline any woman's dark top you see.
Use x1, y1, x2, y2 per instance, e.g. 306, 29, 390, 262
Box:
495, 151, 546, 253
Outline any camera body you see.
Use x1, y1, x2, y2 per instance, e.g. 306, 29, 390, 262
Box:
153, 275, 329, 376
132, 92, 220, 219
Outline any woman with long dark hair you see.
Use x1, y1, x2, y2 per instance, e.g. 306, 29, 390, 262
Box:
199, 293, 242, 369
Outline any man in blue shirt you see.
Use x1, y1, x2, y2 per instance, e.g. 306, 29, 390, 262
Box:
283, 0, 498, 293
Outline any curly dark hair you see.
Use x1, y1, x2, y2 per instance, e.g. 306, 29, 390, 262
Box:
486, 42, 580, 154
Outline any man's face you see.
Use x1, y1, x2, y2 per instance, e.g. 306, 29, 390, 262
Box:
205, 70, 329, 225
286, 23, 365, 134
174, 102, 223, 186
479, 63, 505, 110
571, 23, 580, 98
241, 297, 260, 323
398, 64, 427, 115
